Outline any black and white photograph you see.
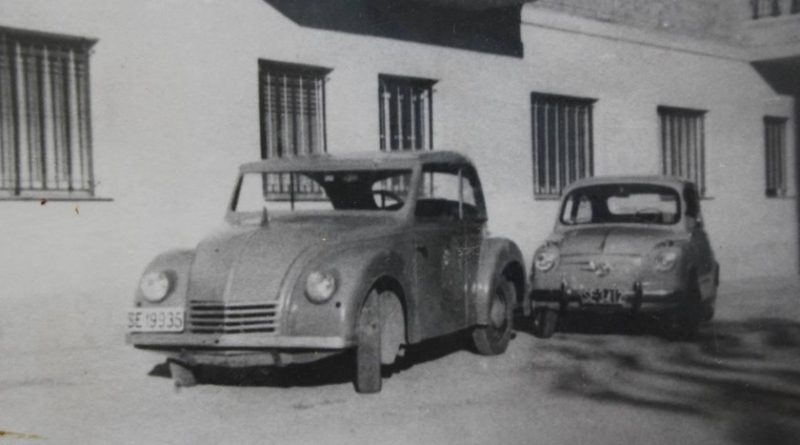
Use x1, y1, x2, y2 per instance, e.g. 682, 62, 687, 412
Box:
0, 0, 799, 443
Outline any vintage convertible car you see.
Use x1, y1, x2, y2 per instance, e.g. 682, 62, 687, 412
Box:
529, 176, 718, 338
126, 151, 526, 393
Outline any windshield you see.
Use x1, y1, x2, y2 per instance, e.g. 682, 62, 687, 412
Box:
560, 184, 681, 226
233, 169, 413, 214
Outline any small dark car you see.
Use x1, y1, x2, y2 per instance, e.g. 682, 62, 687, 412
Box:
127, 151, 526, 393
529, 176, 718, 338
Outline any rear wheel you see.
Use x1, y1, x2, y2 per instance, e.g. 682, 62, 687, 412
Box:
472, 277, 514, 355
668, 275, 702, 339
701, 298, 716, 322
354, 289, 405, 394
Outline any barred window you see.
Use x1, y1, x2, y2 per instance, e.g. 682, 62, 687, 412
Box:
0, 28, 96, 199
659, 106, 706, 195
379, 75, 434, 151
530, 93, 594, 198
259, 60, 328, 159
764, 116, 787, 197
750, 0, 800, 19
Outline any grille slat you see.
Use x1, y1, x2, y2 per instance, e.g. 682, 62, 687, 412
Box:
188, 301, 279, 334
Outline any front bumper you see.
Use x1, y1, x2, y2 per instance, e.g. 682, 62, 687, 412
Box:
126, 332, 352, 367
126, 332, 351, 349
531, 285, 680, 314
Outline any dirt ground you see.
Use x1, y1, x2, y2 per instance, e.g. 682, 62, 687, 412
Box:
1, 276, 799, 445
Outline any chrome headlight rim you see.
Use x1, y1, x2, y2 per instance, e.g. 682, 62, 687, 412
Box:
534, 247, 560, 272
140, 271, 173, 303
305, 270, 338, 304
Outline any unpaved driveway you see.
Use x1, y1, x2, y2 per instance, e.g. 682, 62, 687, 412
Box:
1, 276, 799, 444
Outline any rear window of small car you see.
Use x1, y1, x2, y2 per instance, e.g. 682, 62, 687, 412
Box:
233, 170, 413, 213
560, 184, 681, 226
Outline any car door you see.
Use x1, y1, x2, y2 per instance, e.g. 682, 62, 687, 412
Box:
412, 165, 467, 337
457, 165, 487, 326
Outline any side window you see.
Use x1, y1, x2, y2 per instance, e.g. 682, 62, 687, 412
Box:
416, 165, 482, 221
561, 194, 592, 225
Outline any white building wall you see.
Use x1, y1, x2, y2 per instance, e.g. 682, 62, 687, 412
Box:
0, 0, 796, 312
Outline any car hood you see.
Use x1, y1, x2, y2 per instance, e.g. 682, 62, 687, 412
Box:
187, 215, 399, 303
558, 225, 680, 256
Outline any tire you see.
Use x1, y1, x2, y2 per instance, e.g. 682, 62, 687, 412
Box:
668, 275, 702, 339
533, 308, 558, 339
701, 298, 716, 322
168, 360, 197, 388
354, 289, 405, 394
472, 277, 514, 355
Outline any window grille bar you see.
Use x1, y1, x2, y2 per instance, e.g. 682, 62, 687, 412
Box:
298, 76, 305, 156
380, 84, 390, 151
542, 102, 550, 195
409, 87, 417, 149
80, 50, 93, 193
764, 116, 787, 196
698, 116, 705, 194
554, 102, 561, 194
13, 41, 24, 194
395, 85, 403, 151
422, 88, 430, 149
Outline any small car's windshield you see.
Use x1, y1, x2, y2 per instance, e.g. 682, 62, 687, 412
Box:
233, 169, 413, 214
560, 184, 681, 225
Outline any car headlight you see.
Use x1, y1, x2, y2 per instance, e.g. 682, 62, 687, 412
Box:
305, 270, 337, 303
654, 250, 680, 272
140, 271, 172, 302
534, 247, 559, 272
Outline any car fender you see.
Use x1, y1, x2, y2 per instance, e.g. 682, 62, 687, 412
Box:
284, 242, 414, 343
470, 237, 526, 325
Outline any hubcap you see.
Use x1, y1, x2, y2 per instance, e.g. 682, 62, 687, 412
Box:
489, 288, 507, 328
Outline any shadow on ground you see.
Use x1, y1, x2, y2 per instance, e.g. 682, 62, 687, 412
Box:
529, 316, 800, 445
149, 330, 471, 389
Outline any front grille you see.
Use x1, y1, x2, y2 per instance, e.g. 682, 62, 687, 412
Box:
188, 301, 279, 334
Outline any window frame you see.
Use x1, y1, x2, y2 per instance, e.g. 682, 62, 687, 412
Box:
258, 60, 330, 160
530, 92, 596, 200
415, 163, 487, 222
0, 26, 98, 200
378, 74, 436, 152
658, 105, 707, 197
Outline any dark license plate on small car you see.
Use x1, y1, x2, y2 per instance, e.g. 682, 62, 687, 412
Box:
580, 288, 623, 305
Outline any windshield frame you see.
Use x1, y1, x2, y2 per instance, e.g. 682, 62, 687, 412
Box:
226, 166, 422, 224
557, 183, 683, 227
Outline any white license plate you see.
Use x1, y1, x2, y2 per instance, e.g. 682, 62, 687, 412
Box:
580, 288, 623, 305
127, 308, 185, 332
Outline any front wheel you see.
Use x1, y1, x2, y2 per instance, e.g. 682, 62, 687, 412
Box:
354, 289, 405, 394
472, 277, 514, 355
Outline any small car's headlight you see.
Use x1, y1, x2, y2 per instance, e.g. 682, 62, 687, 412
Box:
654, 250, 680, 272
534, 247, 559, 272
140, 271, 171, 302
305, 270, 337, 303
